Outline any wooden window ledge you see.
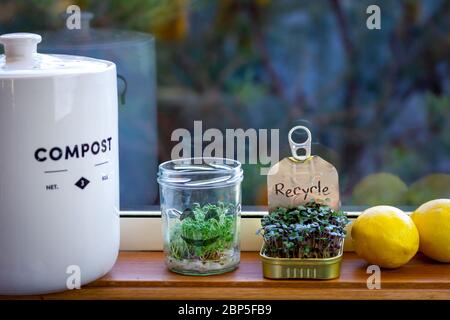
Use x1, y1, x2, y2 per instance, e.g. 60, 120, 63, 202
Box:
3, 252, 450, 300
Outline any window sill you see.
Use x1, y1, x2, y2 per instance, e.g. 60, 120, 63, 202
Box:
5, 251, 450, 300
119, 210, 362, 251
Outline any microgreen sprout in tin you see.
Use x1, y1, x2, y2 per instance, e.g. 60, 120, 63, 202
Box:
258, 202, 348, 259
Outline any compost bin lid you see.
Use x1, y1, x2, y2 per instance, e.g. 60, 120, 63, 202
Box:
0, 33, 114, 78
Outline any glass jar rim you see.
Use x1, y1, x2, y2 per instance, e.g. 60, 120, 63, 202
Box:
157, 157, 243, 189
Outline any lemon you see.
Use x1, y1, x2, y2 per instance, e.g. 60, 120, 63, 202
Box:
352, 173, 408, 206
407, 174, 450, 206
411, 199, 450, 262
351, 206, 419, 268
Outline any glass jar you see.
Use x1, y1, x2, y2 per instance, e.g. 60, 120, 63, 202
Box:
157, 157, 243, 275
39, 13, 158, 208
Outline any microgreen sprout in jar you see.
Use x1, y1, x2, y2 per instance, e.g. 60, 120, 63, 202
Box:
158, 158, 243, 276
167, 202, 238, 273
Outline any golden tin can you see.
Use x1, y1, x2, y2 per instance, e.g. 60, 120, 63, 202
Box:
260, 245, 343, 280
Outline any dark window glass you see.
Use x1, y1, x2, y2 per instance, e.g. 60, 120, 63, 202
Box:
1, 0, 449, 210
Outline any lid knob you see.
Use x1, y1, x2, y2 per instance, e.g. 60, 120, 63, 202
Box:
0, 33, 42, 65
